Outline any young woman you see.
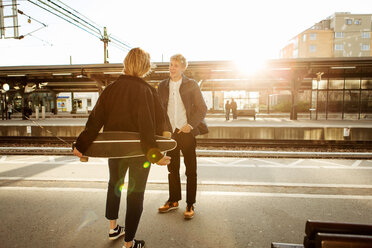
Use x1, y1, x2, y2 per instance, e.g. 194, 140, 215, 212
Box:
73, 47, 170, 248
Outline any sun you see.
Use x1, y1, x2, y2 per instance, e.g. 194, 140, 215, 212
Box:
232, 51, 267, 77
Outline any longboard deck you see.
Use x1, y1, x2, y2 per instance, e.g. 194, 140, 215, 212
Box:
74, 131, 176, 160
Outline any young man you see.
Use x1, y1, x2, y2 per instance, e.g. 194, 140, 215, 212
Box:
157, 54, 208, 219
225, 100, 231, 120
231, 98, 238, 120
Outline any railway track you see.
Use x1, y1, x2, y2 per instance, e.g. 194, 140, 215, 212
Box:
1, 136, 372, 151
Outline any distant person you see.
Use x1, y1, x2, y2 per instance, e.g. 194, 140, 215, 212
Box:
7, 103, 12, 119
73, 48, 170, 248
157, 54, 208, 219
231, 99, 238, 120
23, 101, 32, 119
26, 104, 32, 118
225, 100, 231, 120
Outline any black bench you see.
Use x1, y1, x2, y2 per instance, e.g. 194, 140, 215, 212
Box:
271, 243, 303, 248
238, 109, 256, 120
304, 220, 372, 248
314, 233, 372, 248
271, 220, 372, 248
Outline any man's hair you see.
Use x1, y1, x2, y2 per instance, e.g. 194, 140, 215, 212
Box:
123, 47, 151, 78
170, 54, 188, 69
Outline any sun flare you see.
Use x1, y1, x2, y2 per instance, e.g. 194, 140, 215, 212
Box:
232, 52, 267, 77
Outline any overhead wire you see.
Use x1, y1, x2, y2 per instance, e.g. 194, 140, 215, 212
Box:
110, 35, 131, 50
23, 0, 132, 52
31, 0, 101, 37
26, 0, 102, 39
48, 0, 132, 51
28, 33, 53, 45
44, 0, 102, 35
53, 0, 103, 29
111, 42, 131, 52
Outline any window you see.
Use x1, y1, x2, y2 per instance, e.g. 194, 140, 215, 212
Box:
303, 34, 307, 42
362, 32, 370, 38
345, 79, 361, 89
354, 19, 362, 25
310, 33, 317, 40
309, 45, 316, 52
335, 32, 344, 38
335, 44, 344, 50
329, 79, 344, 89
361, 44, 370, 51
362, 79, 372, 89
293, 49, 298, 58
345, 19, 352, 25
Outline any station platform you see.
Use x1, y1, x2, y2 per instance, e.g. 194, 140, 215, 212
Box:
1, 114, 372, 141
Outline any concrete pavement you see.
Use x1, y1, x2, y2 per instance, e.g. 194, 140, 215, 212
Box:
1, 155, 372, 248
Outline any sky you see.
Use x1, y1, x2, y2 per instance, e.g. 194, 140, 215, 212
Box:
0, 0, 370, 66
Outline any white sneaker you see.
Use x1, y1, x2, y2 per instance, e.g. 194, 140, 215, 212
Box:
109, 225, 125, 240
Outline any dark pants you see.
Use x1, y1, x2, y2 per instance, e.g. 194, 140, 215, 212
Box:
225, 109, 230, 120
232, 109, 237, 119
105, 156, 150, 242
167, 130, 197, 205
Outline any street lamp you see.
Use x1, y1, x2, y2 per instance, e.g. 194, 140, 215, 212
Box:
2, 83, 10, 91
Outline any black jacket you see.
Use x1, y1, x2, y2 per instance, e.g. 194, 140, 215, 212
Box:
74, 75, 167, 163
158, 75, 208, 136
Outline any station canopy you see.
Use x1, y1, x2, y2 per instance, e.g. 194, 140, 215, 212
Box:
1, 57, 372, 93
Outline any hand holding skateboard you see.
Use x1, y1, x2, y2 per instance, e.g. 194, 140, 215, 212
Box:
73, 131, 176, 163
156, 131, 172, 165
156, 155, 171, 166
73, 147, 88, 162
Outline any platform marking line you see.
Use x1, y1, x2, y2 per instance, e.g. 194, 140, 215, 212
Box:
0, 161, 106, 166
288, 159, 305, 166
3, 156, 38, 162
197, 180, 372, 189
251, 158, 286, 166
351, 160, 362, 167
229, 158, 248, 165
197, 191, 372, 200
8, 156, 54, 163
2, 177, 371, 189
197, 163, 372, 170
198, 157, 224, 165
1, 187, 372, 200
0, 177, 107, 182
309, 159, 346, 167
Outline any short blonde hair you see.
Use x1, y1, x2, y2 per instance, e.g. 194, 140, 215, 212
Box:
170, 54, 188, 69
123, 47, 151, 78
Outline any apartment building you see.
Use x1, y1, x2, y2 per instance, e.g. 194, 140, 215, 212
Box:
280, 12, 372, 58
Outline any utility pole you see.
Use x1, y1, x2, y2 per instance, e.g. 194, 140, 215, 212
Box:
101, 27, 110, 64
0, 0, 19, 39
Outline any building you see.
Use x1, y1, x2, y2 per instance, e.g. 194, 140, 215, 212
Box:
278, 13, 372, 120
280, 12, 372, 59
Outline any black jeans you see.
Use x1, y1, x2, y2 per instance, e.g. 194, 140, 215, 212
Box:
167, 131, 197, 205
105, 156, 150, 242
232, 109, 237, 119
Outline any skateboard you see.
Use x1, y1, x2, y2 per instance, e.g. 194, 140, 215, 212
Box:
73, 131, 176, 162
